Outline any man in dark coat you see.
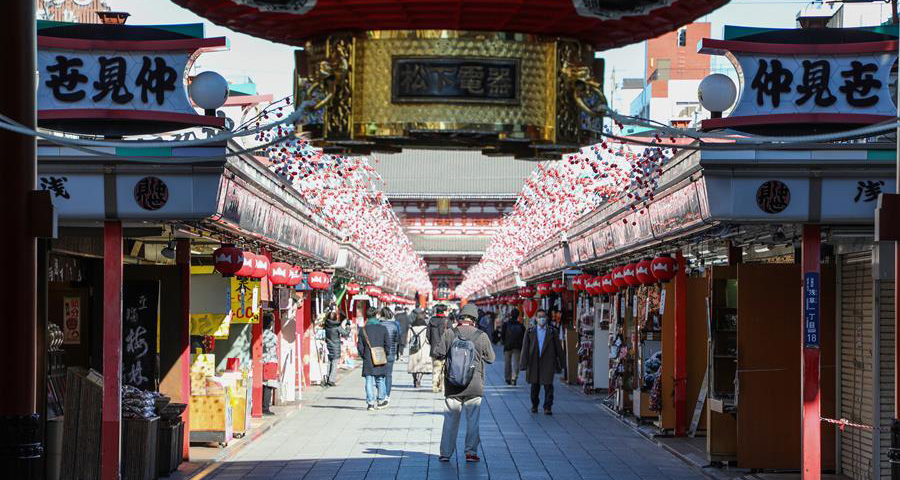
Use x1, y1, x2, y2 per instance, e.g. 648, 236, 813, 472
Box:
519, 309, 565, 415
432, 304, 495, 463
380, 307, 401, 405
394, 307, 411, 360
427, 304, 450, 393
323, 309, 349, 387
501, 309, 525, 386
357, 307, 391, 410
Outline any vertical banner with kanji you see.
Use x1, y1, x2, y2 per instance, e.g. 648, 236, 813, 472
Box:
62, 296, 81, 344
230, 277, 261, 324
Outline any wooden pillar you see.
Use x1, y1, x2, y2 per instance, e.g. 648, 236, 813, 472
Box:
175, 238, 191, 461
101, 221, 123, 480
674, 251, 687, 437
801, 225, 821, 480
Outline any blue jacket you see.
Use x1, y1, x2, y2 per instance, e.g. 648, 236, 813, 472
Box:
381, 320, 401, 361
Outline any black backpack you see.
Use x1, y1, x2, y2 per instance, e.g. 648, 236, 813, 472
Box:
409, 328, 425, 355
446, 329, 479, 388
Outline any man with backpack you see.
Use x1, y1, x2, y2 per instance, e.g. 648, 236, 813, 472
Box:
427, 304, 450, 393
501, 309, 525, 386
519, 309, 565, 415
433, 304, 495, 463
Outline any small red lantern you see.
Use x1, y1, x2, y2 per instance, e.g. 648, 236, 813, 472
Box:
651, 255, 677, 282
250, 254, 269, 279
588, 276, 602, 296
308, 271, 331, 290
536, 282, 551, 296
551, 279, 566, 293
636, 258, 655, 285
288, 266, 303, 287
519, 286, 536, 298
268, 262, 291, 285
213, 245, 244, 277
346, 283, 361, 295
572, 275, 585, 291
601, 274, 618, 294
623, 263, 639, 286
235, 252, 256, 277
365, 285, 382, 298
612, 266, 627, 288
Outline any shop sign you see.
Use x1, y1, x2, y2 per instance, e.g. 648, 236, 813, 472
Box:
391, 57, 520, 105
804, 272, 820, 348
699, 35, 898, 129
36, 171, 221, 220
756, 180, 791, 214
62, 297, 81, 345
230, 277, 260, 324
122, 281, 160, 390
190, 313, 231, 339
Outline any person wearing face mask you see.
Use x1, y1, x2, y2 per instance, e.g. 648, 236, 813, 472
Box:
519, 309, 565, 415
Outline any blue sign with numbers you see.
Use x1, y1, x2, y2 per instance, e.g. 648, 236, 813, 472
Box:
804, 272, 820, 348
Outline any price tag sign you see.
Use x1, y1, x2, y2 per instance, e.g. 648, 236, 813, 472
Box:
804, 272, 820, 348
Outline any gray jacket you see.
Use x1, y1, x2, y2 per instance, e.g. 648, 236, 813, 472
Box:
433, 324, 496, 399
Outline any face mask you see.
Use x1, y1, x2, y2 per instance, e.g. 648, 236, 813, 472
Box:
536, 316, 548, 326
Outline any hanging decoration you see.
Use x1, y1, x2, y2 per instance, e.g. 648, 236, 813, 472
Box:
213, 245, 244, 277
365, 285, 382, 298
250, 255, 270, 279
651, 255, 677, 282
235, 252, 256, 278
636, 258, 655, 285
268, 262, 291, 286
612, 266, 627, 288
308, 271, 331, 290
572, 274, 586, 291
601, 274, 618, 294
536, 282, 552, 296
519, 285, 536, 298
346, 283, 361, 295
623, 263, 638, 286
288, 266, 303, 287
552, 279, 566, 293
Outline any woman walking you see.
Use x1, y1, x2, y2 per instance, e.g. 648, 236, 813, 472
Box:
357, 307, 390, 410
406, 310, 432, 388
323, 308, 349, 387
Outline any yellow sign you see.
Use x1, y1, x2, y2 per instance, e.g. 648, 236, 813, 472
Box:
190, 313, 231, 339
230, 278, 260, 324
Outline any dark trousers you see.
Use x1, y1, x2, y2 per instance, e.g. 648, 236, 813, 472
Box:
531, 383, 554, 410
263, 385, 274, 413
385, 360, 395, 397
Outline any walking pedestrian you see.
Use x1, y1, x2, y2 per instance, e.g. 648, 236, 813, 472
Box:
501, 309, 525, 385
519, 309, 565, 415
261, 313, 279, 415
322, 308, 349, 387
477, 309, 493, 340
406, 310, 432, 388
427, 304, 450, 393
394, 306, 411, 361
433, 304, 495, 463
379, 307, 401, 406
357, 307, 390, 411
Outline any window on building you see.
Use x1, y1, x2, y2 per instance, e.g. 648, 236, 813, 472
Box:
677, 27, 687, 47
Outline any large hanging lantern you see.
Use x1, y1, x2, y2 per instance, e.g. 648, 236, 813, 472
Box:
268, 262, 291, 286
651, 255, 677, 282
250, 254, 269, 279
623, 263, 639, 287
551, 279, 566, 293
601, 274, 618, 294
536, 282, 551, 296
235, 252, 256, 277
612, 266, 627, 288
212, 245, 244, 277
308, 271, 331, 290
519, 286, 536, 298
365, 285, 382, 298
346, 283, 361, 295
288, 266, 303, 287
636, 258, 655, 285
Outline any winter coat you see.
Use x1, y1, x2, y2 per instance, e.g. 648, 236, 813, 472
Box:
432, 325, 495, 400
427, 315, 450, 358
324, 318, 349, 360
519, 325, 565, 386
502, 320, 526, 351
395, 313, 411, 350
357, 321, 390, 377
382, 320, 401, 361
406, 325, 432, 374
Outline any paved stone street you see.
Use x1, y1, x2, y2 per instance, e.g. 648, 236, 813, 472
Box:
196, 346, 707, 480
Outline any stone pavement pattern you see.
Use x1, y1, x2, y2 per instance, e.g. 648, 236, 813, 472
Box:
196, 346, 708, 480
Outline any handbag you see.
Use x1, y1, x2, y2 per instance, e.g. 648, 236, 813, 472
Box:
362, 325, 388, 367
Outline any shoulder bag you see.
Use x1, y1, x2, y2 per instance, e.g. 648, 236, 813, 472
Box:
362, 325, 387, 366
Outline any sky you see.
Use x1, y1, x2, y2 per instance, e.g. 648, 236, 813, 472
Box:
114, 0, 826, 104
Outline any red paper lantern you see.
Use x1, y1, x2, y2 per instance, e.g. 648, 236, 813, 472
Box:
601, 274, 618, 294
365, 285, 382, 298
587, 276, 601, 296
636, 258, 655, 285
235, 252, 256, 277
346, 283, 361, 295
551, 279, 566, 293
519, 286, 536, 298
612, 266, 627, 288
572, 275, 585, 291
623, 263, 639, 286
212, 245, 244, 277
288, 266, 303, 287
250, 254, 269, 279
522, 299, 539, 317
651, 255, 677, 282
308, 271, 331, 290
267, 262, 291, 285
536, 282, 551, 296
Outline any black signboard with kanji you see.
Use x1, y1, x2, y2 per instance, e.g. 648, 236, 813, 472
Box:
122, 281, 160, 390
392, 57, 520, 105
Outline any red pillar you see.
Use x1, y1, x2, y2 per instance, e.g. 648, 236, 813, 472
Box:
674, 251, 687, 437
175, 238, 191, 461
101, 221, 123, 480
295, 301, 302, 400
301, 294, 312, 388
801, 225, 821, 480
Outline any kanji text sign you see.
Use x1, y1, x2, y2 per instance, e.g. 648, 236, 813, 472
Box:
391, 57, 520, 105
804, 272, 820, 348
733, 53, 897, 118
38, 50, 195, 115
